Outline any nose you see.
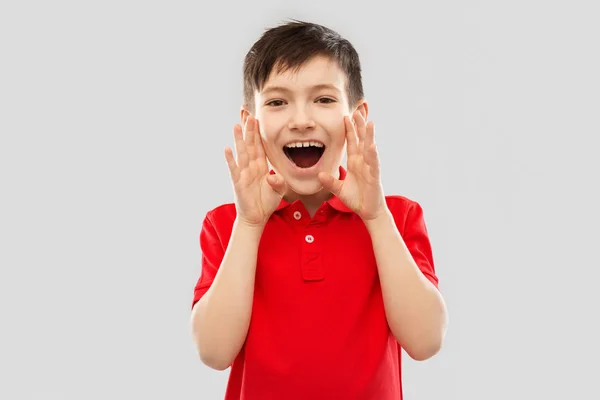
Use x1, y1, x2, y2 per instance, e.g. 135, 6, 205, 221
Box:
287, 106, 316, 131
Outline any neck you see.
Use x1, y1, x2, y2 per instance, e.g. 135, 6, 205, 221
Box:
282, 168, 340, 217
284, 189, 332, 217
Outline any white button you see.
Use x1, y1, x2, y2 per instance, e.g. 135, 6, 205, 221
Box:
305, 234, 314, 243
293, 211, 302, 220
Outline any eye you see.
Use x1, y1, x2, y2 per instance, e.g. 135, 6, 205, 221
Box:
316, 97, 336, 104
266, 100, 285, 107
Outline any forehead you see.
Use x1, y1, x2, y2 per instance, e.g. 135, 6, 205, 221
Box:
260, 55, 347, 94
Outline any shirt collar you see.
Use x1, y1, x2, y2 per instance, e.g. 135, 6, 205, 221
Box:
271, 166, 353, 213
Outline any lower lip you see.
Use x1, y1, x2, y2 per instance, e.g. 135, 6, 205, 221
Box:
285, 149, 326, 176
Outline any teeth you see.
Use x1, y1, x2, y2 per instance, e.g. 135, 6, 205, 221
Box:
285, 141, 324, 148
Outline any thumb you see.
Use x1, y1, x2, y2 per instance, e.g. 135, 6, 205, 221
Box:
266, 174, 287, 196
318, 171, 343, 196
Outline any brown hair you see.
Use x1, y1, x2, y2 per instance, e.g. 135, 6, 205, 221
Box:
242, 19, 364, 114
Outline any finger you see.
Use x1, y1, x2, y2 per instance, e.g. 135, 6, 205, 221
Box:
353, 110, 367, 142
254, 118, 270, 172
224, 146, 239, 182
364, 143, 380, 179
255, 128, 265, 158
266, 174, 287, 196
245, 116, 256, 160
234, 123, 249, 169
318, 171, 344, 196
352, 111, 367, 155
344, 116, 358, 155
364, 120, 375, 151
255, 130, 268, 172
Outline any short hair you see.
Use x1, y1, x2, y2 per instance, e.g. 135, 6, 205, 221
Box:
242, 19, 364, 114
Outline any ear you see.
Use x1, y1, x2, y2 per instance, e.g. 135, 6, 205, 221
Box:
352, 99, 369, 120
240, 105, 252, 126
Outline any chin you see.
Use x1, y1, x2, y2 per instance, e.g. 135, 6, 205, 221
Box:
285, 177, 325, 196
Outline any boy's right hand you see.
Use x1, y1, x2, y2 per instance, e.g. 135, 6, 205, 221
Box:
224, 115, 287, 228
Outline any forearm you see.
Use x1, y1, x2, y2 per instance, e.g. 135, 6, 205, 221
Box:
191, 218, 264, 370
365, 209, 448, 361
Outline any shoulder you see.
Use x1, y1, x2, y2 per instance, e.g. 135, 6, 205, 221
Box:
200, 202, 237, 242
204, 202, 237, 225
384, 195, 428, 233
384, 194, 423, 215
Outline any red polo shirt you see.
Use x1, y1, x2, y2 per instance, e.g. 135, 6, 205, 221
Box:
191, 166, 439, 400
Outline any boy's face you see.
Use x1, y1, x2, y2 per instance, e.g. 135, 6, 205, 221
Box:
243, 55, 367, 197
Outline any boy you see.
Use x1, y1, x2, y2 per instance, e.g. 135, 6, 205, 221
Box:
190, 20, 448, 400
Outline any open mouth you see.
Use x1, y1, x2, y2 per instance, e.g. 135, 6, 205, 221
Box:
283, 141, 326, 169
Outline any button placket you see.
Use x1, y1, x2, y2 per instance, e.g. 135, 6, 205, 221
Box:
301, 220, 323, 281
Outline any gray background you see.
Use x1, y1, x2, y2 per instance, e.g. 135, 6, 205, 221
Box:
1, 0, 599, 399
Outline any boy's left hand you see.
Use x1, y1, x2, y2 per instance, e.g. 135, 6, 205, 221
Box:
318, 110, 388, 221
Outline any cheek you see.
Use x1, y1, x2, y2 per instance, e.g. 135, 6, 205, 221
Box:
256, 121, 281, 159
325, 121, 347, 147
258, 114, 284, 136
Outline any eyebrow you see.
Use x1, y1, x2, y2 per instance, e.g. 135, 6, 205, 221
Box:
261, 83, 341, 95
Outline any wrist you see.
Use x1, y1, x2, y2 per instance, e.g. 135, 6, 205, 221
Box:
363, 207, 394, 233
234, 217, 267, 234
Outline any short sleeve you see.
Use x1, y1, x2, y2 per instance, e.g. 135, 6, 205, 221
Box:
191, 212, 225, 309
402, 201, 439, 289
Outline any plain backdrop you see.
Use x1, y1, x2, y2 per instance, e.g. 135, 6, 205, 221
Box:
1, 0, 599, 399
